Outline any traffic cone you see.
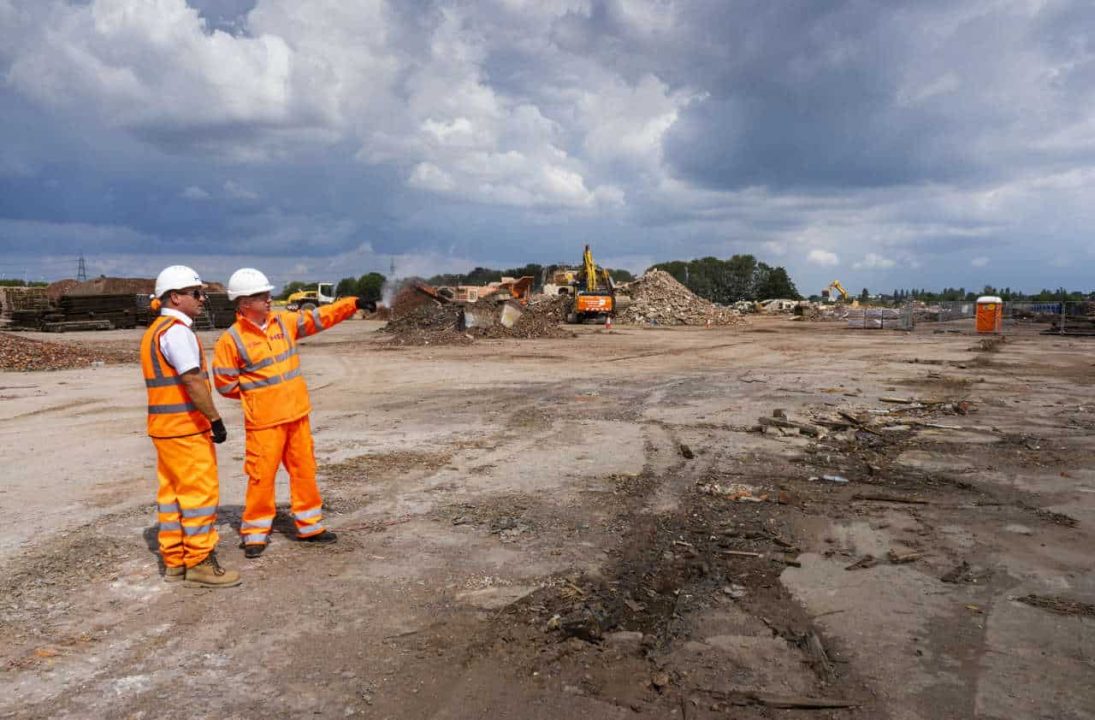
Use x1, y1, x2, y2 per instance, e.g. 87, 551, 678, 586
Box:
605, 315, 613, 330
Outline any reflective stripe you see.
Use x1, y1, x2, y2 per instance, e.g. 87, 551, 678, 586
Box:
149, 402, 198, 414
243, 533, 269, 544
183, 522, 215, 537
296, 312, 307, 335
241, 519, 273, 530
294, 508, 323, 521
158, 521, 183, 532
298, 523, 325, 537
213, 366, 240, 377
240, 375, 284, 391
148, 317, 175, 379
181, 505, 217, 519
242, 356, 276, 373
216, 381, 239, 396
145, 376, 185, 388
311, 307, 325, 331
274, 346, 297, 363
158, 502, 181, 514
227, 326, 254, 368
281, 367, 302, 382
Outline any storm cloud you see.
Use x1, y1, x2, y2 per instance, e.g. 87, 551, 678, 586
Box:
1, 0, 1092, 294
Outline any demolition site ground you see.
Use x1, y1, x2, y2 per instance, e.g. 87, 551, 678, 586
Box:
1, 318, 1093, 719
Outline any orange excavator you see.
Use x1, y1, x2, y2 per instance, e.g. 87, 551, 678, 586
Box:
567, 245, 615, 324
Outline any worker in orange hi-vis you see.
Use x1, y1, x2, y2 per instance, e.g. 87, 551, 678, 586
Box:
212, 269, 376, 559
142, 266, 240, 588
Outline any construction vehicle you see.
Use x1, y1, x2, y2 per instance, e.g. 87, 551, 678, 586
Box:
821, 280, 861, 307
285, 282, 335, 311
543, 267, 578, 296
567, 245, 615, 324
821, 280, 850, 303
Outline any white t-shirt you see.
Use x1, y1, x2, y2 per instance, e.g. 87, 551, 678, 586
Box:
158, 308, 202, 375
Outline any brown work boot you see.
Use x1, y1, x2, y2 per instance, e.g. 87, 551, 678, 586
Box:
163, 565, 185, 583
184, 552, 241, 588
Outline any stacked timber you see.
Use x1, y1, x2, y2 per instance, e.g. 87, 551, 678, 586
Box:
56, 294, 137, 330
0, 287, 50, 329
204, 293, 236, 329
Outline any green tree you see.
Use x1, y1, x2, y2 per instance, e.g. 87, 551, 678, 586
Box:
754, 265, 800, 300
335, 277, 359, 297
357, 272, 386, 302
279, 281, 308, 300
608, 268, 635, 283
860, 287, 870, 302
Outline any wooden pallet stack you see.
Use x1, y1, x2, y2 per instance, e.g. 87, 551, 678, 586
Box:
203, 293, 236, 329
0, 287, 50, 329
55, 294, 138, 330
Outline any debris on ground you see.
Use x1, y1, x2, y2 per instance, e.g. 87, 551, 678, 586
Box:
887, 549, 922, 564
845, 555, 879, 571
381, 293, 572, 345
940, 561, 992, 584
697, 481, 768, 501
1014, 594, 1095, 617
615, 270, 746, 326
0, 332, 138, 371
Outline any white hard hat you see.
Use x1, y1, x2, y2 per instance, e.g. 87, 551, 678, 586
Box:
155, 265, 204, 298
227, 267, 274, 301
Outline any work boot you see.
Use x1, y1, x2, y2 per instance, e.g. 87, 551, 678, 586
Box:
297, 530, 337, 544
243, 544, 266, 559
184, 553, 241, 588
163, 565, 185, 583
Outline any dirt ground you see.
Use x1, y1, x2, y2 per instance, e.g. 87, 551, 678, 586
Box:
1, 317, 1093, 720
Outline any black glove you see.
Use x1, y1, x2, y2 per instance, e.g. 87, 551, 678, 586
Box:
356, 297, 377, 313
210, 418, 227, 444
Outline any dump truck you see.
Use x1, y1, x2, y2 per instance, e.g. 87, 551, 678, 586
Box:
567, 245, 615, 324
286, 282, 335, 311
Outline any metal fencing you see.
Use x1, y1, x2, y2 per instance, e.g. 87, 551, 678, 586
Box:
903, 300, 1094, 335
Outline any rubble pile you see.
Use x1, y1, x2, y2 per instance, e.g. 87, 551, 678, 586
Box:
476, 297, 572, 340
0, 332, 138, 371
46, 279, 79, 303
389, 282, 437, 319
616, 270, 745, 326
382, 295, 572, 345
65, 277, 226, 296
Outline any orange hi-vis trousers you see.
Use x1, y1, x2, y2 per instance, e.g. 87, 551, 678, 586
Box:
239, 417, 326, 546
153, 433, 220, 569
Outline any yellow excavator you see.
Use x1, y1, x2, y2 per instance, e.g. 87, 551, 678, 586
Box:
567, 245, 615, 323
821, 280, 859, 306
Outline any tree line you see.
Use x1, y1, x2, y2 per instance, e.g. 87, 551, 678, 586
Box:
277, 254, 799, 306
649, 255, 800, 303
886, 286, 1092, 303
427, 263, 635, 289
279, 273, 387, 302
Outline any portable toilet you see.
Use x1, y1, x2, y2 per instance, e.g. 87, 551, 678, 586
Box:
976, 296, 1003, 334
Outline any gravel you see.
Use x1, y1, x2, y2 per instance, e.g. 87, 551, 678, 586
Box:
0, 332, 139, 372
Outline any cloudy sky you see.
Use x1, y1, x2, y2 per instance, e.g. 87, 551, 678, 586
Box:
1, 0, 1093, 294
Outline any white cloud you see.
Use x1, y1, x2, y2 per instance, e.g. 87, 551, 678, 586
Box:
971, 256, 989, 267
181, 185, 210, 200
223, 180, 258, 200
807, 249, 840, 267
0, 0, 678, 210
853, 252, 896, 270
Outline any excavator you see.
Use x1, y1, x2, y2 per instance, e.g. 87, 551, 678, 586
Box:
821, 280, 849, 303
567, 244, 615, 323
821, 280, 859, 306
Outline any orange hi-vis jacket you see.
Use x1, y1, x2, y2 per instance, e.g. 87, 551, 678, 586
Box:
141, 315, 213, 438
212, 298, 359, 429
